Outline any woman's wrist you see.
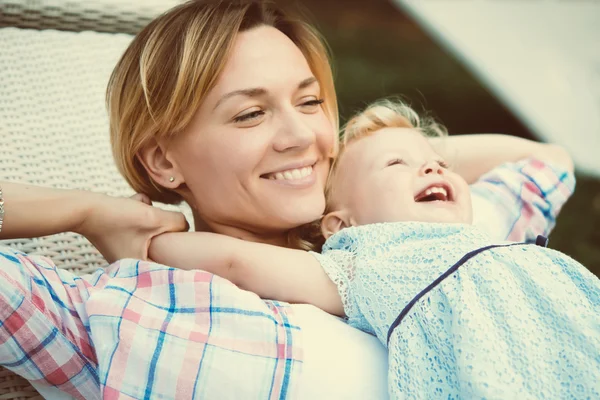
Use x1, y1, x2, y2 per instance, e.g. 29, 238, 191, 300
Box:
70, 189, 106, 237
0, 181, 101, 240
431, 134, 569, 184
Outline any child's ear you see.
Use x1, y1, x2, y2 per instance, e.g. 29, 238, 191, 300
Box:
321, 210, 352, 240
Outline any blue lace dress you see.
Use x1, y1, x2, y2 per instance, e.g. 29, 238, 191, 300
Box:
313, 222, 600, 399
311, 159, 599, 399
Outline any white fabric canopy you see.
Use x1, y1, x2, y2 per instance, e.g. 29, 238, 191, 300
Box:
394, 0, 600, 176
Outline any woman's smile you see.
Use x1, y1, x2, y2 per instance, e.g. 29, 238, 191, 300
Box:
262, 159, 318, 188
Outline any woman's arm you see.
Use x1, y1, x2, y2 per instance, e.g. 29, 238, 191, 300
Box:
432, 134, 574, 184
0, 182, 98, 239
0, 181, 188, 263
149, 232, 344, 316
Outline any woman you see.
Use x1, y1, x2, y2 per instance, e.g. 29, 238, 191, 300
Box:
0, 0, 570, 398
0, 2, 386, 399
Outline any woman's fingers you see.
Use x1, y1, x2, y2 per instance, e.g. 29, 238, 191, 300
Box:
130, 193, 152, 205
161, 209, 189, 233
143, 209, 189, 262
130, 193, 188, 232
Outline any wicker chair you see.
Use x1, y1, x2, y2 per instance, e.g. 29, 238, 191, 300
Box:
0, 1, 188, 398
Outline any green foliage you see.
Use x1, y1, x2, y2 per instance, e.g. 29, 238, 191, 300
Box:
550, 174, 600, 274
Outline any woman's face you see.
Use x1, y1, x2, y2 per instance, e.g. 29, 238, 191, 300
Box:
169, 25, 336, 243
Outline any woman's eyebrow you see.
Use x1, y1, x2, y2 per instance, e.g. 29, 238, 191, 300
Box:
298, 76, 318, 90
214, 77, 318, 111
214, 87, 266, 110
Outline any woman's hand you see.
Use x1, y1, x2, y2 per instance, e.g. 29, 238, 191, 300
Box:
76, 192, 189, 263
432, 134, 574, 184
1, 182, 187, 263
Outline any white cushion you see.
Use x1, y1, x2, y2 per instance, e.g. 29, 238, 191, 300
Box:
293, 305, 389, 399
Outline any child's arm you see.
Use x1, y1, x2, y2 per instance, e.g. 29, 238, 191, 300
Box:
149, 232, 344, 316
431, 134, 574, 183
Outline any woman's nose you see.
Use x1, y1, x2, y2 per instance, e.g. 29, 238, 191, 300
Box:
419, 161, 444, 176
273, 111, 315, 152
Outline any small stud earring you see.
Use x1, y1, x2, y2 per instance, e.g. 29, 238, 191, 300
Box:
169, 177, 175, 183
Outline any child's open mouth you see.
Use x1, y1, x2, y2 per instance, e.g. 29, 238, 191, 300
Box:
414, 184, 453, 202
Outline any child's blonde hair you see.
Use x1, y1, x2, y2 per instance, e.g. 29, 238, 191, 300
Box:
291, 99, 447, 251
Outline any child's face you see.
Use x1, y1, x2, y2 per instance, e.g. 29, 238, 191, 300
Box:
326, 128, 472, 231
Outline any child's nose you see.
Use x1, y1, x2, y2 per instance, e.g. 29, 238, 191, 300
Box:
420, 161, 444, 175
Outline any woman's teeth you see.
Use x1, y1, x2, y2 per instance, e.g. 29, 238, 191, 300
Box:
268, 166, 313, 180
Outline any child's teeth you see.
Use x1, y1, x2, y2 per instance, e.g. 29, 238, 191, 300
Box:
429, 187, 447, 196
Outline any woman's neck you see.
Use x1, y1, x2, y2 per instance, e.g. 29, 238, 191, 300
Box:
192, 210, 290, 248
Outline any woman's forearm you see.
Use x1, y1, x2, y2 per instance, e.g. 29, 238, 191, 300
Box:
0, 181, 100, 239
0, 181, 189, 263
432, 134, 574, 184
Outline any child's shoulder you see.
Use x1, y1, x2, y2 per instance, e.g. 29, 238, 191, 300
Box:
323, 222, 486, 253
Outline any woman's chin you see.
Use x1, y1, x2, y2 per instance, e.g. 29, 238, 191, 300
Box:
271, 198, 325, 229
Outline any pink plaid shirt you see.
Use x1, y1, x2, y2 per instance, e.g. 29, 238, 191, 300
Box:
0, 158, 574, 399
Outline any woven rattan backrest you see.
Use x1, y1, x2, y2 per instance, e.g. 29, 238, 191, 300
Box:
1, 27, 139, 273
1, 1, 187, 397
0, 1, 191, 274
0, 0, 182, 34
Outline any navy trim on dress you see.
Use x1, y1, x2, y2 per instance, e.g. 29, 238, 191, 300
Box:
386, 236, 549, 345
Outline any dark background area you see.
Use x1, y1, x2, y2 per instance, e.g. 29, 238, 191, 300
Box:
299, 0, 600, 275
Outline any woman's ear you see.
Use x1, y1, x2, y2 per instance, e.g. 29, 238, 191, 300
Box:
137, 139, 182, 188
321, 210, 352, 239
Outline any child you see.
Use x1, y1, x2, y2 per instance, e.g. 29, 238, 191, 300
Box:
150, 100, 600, 399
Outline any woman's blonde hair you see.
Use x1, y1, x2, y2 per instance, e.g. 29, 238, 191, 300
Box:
293, 98, 447, 251
107, 0, 338, 204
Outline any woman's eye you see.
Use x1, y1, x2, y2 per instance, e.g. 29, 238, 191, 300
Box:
300, 98, 325, 108
233, 110, 264, 123
387, 158, 406, 167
